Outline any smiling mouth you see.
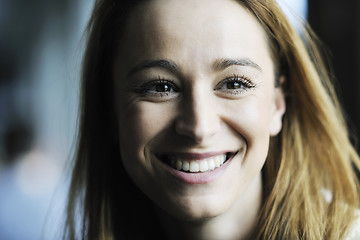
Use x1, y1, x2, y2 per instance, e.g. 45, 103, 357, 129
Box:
157, 152, 237, 173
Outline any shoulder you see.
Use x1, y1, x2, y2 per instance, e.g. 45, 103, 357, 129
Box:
344, 210, 360, 240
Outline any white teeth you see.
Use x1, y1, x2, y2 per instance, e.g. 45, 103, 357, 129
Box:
189, 161, 199, 172
176, 160, 182, 170
182, 161, 190, 171
208, 160, 215, 170
170, 154, 227, 173
215, 156, 222, 167
199, 161, 208, 172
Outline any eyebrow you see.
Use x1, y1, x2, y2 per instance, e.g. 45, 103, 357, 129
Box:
127, 59, 180, 77
214, 58, 262, 72
126, 57, 262, 77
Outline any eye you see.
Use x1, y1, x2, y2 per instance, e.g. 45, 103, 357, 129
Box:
155, 83, 171, 92
215, 75, 256, 94
136, 78, 180, 98
225, 81, 242, 90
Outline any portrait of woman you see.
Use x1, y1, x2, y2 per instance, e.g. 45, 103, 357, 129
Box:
64, 0, 360, 239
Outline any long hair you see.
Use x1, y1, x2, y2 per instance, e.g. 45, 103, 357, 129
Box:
64, 0, 360, 239
240, 1, 360, 239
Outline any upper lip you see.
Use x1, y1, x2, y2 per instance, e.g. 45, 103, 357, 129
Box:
156, 151, 235, 161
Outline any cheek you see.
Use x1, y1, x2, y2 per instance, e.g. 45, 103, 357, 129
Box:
225, 94, 274, 166
119, 104, 155, 147
116, 102, 172, 194
117, 102, 174, 161
227, 96, 273, 140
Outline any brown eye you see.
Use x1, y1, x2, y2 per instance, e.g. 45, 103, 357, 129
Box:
214, 75, 256, 96
137, 79, 180, 99
156, 83, 171, 92
226, 81, 242, 89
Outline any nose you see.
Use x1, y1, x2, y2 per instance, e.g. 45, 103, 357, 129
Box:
175, 89, 221, 143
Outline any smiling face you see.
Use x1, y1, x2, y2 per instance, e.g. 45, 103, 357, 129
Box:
113, 0, 285, 221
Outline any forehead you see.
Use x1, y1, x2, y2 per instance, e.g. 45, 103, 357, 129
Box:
117, 0, 273, 75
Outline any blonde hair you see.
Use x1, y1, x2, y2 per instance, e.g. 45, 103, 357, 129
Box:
242, 1, 360, 239
64, 0, 360, 239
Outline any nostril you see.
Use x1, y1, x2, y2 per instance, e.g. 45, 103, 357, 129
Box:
174, 118, 198, 139
174, 118, 220, 143
174, 96, 220, 137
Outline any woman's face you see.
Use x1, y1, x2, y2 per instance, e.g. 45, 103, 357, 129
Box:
113, 0, 285, 220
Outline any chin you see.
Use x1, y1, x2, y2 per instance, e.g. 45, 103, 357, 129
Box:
155, 192, 233, 222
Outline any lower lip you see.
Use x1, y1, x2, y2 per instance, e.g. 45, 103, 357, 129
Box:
159, 154, 236, 184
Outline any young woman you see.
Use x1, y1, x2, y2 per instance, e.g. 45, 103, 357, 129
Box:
64, 0, 360, 239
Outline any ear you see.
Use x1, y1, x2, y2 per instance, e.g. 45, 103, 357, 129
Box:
269, 76, 286, 136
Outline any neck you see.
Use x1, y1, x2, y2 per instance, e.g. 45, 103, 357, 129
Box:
156, 174, 263, 240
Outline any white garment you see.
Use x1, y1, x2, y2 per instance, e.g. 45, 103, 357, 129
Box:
345, 210, 360, 240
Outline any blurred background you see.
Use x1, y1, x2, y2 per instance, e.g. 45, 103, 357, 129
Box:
0, 0, 358, 239
0, 0, 94, 239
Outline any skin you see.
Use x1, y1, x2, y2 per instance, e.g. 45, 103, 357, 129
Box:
113, 0, 286, 239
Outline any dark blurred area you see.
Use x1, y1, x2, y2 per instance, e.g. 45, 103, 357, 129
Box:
0, 0, 73, 164
308, 0, 360, 152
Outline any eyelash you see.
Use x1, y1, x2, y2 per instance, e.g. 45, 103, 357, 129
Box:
214, 74, 256, 94
135, 78, 179, 97
135, 74, 256, 98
